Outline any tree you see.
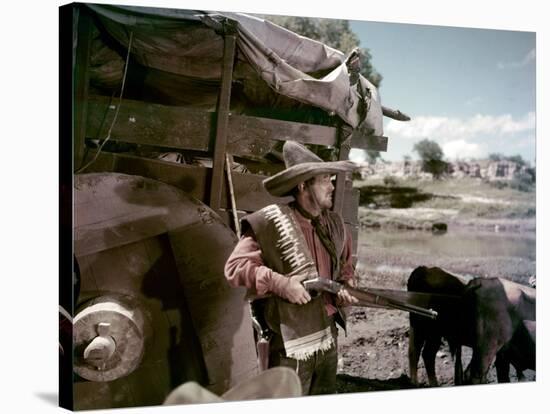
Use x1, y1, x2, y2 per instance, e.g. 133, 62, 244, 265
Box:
260, 15, 382, 87
505, 154, 527, 167
489, 153, 528, 167
366, 150, 383, 164
413, 139, 447, 178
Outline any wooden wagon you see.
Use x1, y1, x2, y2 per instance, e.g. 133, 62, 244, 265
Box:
59, 3, 405, 410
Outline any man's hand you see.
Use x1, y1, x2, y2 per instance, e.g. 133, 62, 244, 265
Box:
271, 273, 312, 305
336, 279, 359, 306
284, 274, 312, 305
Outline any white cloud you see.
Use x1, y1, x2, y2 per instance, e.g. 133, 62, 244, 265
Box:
349, 148, 366, 163
497, 48, 536, 69
386, 112, 535, 142
384, 112, 535, 161
443, 139, 485, 160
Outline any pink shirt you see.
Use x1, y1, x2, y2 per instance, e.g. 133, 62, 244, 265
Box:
224, 207, 355, 315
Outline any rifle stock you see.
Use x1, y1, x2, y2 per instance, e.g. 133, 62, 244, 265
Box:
303, 278, 438, 319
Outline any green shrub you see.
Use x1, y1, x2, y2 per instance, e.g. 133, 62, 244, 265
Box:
487, 176, 534, 193
383, 176, 398, 187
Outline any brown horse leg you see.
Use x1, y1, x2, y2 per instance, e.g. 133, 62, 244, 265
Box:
422, 338, 440, 387
408, 325, 424, 385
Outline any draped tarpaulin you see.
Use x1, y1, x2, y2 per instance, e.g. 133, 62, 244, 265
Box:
85, 4, 383, 134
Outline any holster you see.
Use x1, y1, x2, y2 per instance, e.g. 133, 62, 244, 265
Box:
249, 299, 274, 371
334, 305, 347, 332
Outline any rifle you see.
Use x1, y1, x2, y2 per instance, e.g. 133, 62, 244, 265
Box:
303, 277, 438, 319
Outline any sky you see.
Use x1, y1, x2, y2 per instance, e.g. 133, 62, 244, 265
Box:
349, 21, 536, 164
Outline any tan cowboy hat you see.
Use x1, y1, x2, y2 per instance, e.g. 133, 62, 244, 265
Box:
163, 367, 302, 405
263, 141, 359, 197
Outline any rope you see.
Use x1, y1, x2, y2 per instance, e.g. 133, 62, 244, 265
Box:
76, 30, 134, 173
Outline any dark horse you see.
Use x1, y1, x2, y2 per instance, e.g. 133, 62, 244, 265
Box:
407, 266, 535, 385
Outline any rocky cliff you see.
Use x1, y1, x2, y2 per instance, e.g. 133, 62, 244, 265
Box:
359, 159, 534, 181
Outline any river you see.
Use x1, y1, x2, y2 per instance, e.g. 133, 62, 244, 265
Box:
356, 228, 536, 285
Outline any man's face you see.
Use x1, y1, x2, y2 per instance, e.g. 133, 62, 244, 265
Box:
306, 174, 335, 210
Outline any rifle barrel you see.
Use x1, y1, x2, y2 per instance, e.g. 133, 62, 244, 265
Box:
348, 286, 438, 319
302, 278, 438, 319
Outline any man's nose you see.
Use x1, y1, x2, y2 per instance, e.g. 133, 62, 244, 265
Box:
328, 181, 335, 192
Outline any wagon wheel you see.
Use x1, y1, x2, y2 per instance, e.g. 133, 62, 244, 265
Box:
73, 173, 257, 410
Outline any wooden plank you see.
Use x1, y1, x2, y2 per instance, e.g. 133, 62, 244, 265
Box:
210, 21, 237, 210
74, 172, 209, 256
332, 126, 351, 215
226, 115, 337, 154
85, 152, 289, 212
84, 151, 361, 222
86, 96, 338, 158
342, 187, 359, 226
229, 170, 292, 212
86, 152, 209, 200
347, 223, 359, 264
350, 133, 388, 152
86, 96, 213, 151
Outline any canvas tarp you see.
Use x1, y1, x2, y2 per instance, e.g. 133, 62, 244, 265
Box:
85, 4, 383, 134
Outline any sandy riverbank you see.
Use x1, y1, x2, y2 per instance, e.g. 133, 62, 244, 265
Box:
335, 224, 535, 393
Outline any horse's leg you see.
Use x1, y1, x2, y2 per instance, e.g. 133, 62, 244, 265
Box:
495, 350, 511, 383
453, 344, 463, 385
408, 323, 424, 385
422, 336, 441, 387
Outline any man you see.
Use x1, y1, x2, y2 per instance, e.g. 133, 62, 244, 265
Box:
224, 140, 359, 395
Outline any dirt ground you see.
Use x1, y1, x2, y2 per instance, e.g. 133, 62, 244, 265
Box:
334, 221, 536, 394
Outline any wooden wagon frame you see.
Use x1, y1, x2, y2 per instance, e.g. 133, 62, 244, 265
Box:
60, 3, 406, 410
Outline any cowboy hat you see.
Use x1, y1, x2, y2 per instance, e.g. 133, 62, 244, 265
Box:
263, 141, 358, 197
163, 367, 302, 405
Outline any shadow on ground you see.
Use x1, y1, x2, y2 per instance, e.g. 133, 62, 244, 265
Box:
336, 374, 423, 393
357, 185, 437, 208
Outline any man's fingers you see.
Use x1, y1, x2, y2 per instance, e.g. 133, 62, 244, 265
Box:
286, 282, 311, 305
292, 295, 309, 305
338, 289, 358, 304
301, 290, 312, 304
296, 290, 311, 305
350, 296, 359, 304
